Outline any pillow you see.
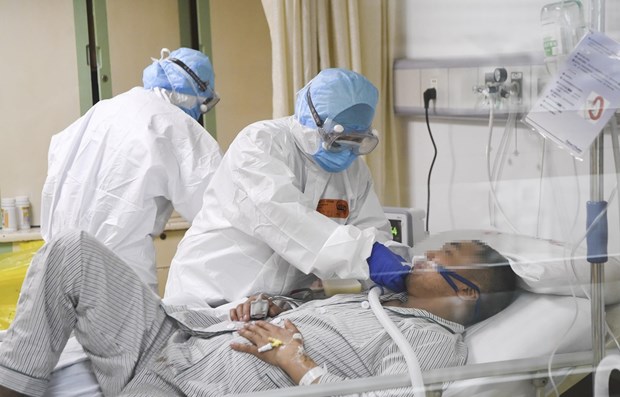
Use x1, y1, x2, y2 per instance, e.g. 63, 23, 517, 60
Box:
465, 291, 591, 364
443, 293, 592, 397
412, 229, 620, 304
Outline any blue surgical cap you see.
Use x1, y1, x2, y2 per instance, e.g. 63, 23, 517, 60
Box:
295, 68, 378, 132
143, 48, 215, 97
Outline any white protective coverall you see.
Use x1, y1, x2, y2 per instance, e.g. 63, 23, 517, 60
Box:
164, 116, 401, 307
41, 87, 222, 290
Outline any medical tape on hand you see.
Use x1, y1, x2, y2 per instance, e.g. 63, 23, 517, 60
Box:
257, 343, 273, 353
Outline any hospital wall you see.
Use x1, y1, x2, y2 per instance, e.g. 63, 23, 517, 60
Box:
401, 0, 620, 254
0, 0, 82, 228
4, 0, 620, 267
0, 0, 271, 230
0, 1, 271, 285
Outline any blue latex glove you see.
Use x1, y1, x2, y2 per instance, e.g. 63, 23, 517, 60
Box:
367, 242, 409, 292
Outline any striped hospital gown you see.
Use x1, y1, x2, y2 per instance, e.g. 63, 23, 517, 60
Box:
0, 231, 466, 397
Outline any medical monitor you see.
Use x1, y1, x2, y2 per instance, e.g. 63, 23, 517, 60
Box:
382, 207, 426, 247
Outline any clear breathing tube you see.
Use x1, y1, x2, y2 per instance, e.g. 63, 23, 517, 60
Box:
484, 82, 581, 240
485, 95, 522, 234
368, 286, 425, 396
488, 94, 520, 230
546, 115, 620, 395
570, 115, 620, 312
611, 115, 620, 245
566, 114, 620, 339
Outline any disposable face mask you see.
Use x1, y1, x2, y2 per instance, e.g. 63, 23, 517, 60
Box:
312, 146, 358, 173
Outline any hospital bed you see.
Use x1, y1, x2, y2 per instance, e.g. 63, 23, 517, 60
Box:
232, 228, 620, 397
2, 226, 620, 396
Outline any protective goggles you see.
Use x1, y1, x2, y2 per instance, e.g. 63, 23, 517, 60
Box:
169, 57, 220, 113
305, 89, 379, 155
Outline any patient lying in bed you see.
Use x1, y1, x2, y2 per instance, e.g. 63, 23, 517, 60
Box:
0, 231, 516, 397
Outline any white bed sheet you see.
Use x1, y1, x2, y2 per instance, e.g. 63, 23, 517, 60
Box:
43, 360, 102, 397
0, 334, 101, 397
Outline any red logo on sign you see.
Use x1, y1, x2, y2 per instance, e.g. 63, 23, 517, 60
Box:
588, 95, 604, 121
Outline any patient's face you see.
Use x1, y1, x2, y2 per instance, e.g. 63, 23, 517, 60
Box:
406, 241, 482, 299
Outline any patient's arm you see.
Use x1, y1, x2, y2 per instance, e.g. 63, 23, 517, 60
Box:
230, 320, 321, 385
229, 294, 287, 322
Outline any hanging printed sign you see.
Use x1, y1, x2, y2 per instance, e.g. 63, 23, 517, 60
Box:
524, 31, 620, 159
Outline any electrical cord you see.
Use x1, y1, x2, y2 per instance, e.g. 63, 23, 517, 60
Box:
423, 88, 437, 233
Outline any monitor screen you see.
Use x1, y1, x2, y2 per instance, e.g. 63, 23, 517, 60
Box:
389, 219, 402, 244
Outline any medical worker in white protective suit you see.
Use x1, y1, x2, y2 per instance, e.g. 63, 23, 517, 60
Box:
165, 68, 412, 308
41, 47, 223, 291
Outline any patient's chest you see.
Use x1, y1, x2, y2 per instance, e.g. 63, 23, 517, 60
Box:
280, 299, 465, 374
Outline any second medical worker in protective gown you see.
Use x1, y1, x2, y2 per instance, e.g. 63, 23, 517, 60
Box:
41, 48, 223, 291
165, 68, 410, 307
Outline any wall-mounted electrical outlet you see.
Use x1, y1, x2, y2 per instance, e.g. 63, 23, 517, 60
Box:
511, 71, 523, 100
393, 56, 542, 118
420, 68, 448, 109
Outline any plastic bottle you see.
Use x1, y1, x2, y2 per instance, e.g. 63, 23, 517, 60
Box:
540, 0, 587, 76
1, 198, 18, 232
322, 278, 362, 296
15, 196, 31, 230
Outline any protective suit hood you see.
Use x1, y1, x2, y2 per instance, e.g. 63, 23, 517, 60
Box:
294, 68, 378, 132
142, 48, 217, 119
290, 117, 322, 156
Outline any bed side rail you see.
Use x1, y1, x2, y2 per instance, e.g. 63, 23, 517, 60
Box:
226, 350, 601, 397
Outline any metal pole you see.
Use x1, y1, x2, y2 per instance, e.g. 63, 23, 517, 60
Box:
590, 0, 605, 33
588, 0, 607, 373
590, 136, 606, 368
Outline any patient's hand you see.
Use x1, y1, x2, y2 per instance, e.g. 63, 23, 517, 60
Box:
230, 319, 318, 384
230, 294, 285, 322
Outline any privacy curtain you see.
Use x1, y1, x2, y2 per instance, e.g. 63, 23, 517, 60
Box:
261, 0, 408, 206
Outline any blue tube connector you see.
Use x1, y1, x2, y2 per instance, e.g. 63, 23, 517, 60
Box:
586, 200, 608, 264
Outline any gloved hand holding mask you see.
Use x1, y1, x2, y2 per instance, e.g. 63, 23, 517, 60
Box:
367, 242, 410, 292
